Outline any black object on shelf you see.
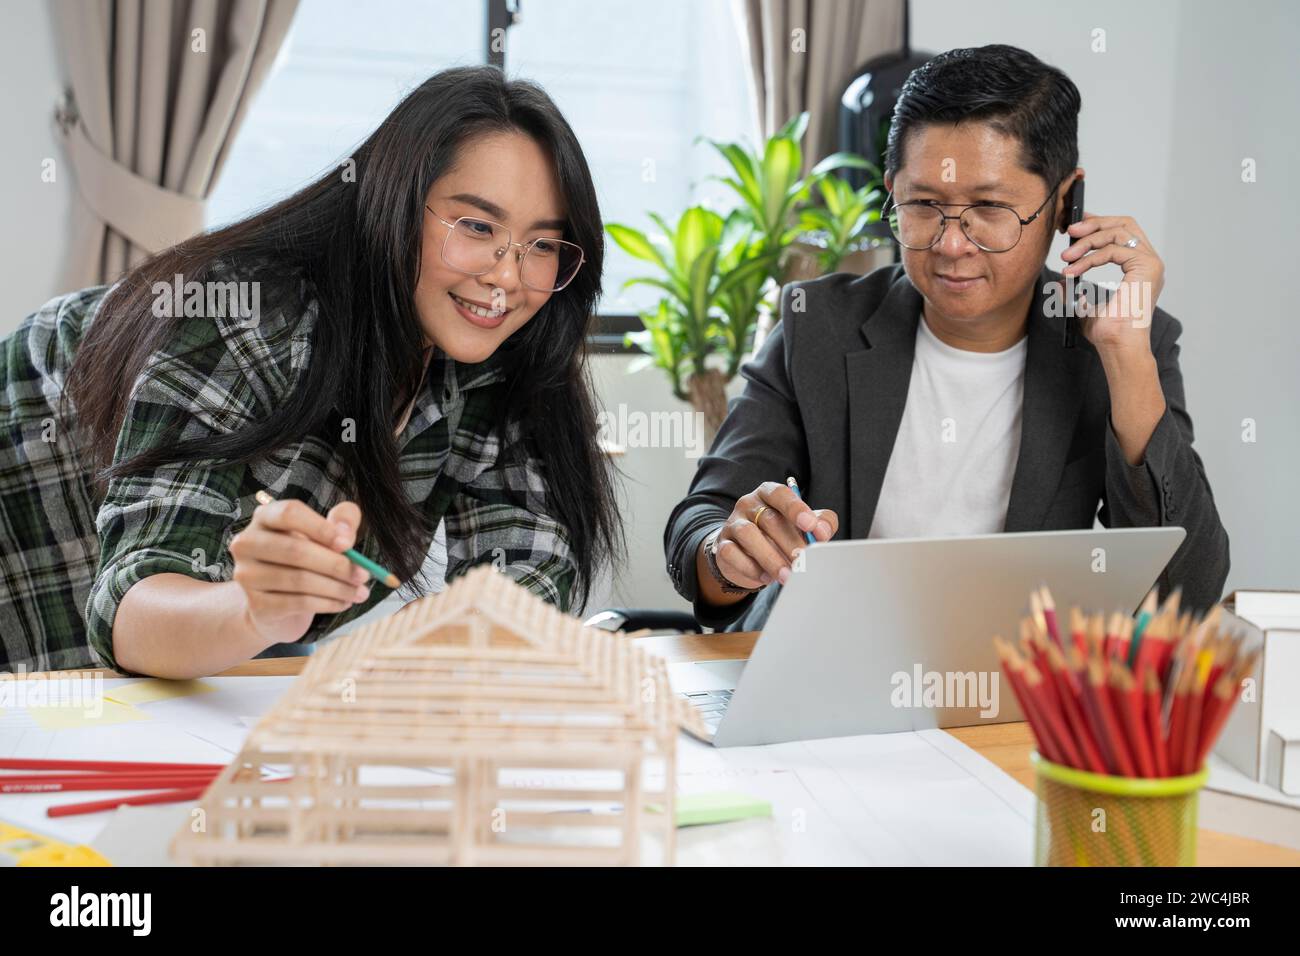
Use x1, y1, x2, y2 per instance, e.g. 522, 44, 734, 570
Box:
837, 2, 933, 259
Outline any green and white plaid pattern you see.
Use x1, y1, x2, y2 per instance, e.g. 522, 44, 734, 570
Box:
0, 262, 575, 673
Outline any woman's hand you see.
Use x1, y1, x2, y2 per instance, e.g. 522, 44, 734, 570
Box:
229, 498, 372, 645
702, 480, 838, 593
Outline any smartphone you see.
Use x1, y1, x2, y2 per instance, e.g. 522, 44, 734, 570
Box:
1062, 177, 1084, 348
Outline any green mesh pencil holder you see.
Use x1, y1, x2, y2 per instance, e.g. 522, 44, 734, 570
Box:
1032, 753, 1209, 867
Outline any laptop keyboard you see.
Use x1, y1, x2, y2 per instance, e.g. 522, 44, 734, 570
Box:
679, 689, 732, 726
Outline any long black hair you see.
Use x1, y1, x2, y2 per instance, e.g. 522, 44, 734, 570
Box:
65, 65, 621, 609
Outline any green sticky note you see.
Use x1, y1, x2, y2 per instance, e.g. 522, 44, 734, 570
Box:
661, 792, 773, 828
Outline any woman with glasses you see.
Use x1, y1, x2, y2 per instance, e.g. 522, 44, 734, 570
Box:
665, 44, 1228, 634
0, 66, 621, 676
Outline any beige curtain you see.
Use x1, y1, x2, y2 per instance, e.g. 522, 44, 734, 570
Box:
733, 0, 905, 172
52, 0, 299, 288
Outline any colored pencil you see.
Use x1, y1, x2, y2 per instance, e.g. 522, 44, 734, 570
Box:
1068, 606, 1087, 657
47, 786, 209, 819
1039, 585, 1061, 648
0, 758, 226, 773
2, 775, 218, 794
1088, 658, 1138, 777
254, 489, 400, 588
995, 586, 1250, 781
784, 477, 818, 545
1111, 664, 1156, 778
0, 772, 217, 787
1143, 668, 1170, 778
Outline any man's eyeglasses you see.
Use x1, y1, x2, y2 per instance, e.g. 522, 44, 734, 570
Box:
425, 206, 585, 292
883, 178, 1066, 253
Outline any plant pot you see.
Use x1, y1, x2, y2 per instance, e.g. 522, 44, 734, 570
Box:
686, 369, 729, 443
783, 238, 895, 283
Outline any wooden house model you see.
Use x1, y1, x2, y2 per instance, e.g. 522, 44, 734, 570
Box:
171, 566, 689, 866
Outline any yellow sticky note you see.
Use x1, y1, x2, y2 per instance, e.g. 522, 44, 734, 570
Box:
28, 698, 151, 731
106, 679, 215, 706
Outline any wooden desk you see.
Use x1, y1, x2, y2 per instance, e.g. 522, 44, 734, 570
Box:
45, 630, 1300, 866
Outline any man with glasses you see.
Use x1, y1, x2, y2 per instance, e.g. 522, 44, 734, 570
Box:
664, 44, 1229, 633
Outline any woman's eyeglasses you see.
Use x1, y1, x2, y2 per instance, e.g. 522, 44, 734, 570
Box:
426, 206, 585, 292
882, 179, 1065, 253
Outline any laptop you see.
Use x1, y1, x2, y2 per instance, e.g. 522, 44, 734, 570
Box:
673, 527, 1186, 747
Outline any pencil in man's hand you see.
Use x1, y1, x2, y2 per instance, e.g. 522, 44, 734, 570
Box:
785, 477, 817, 545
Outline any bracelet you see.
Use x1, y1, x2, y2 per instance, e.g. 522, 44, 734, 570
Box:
702, 527, 760, 595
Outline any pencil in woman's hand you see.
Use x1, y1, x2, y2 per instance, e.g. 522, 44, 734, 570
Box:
254, 490, 400, 588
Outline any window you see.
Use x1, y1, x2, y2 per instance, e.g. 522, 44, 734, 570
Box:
207, 0, 485, 228
207, 0, 757, 319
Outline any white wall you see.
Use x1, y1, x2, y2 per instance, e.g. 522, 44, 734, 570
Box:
1156, 0, 1300, 592
0, 0, 71, 325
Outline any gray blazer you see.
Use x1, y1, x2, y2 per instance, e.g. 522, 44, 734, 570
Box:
663, 264, 1230, 631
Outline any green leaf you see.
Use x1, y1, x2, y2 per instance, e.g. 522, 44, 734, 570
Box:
606, 223, 670, 270
687, 245, 721, 330
673, 206, 723, 279
707, 141, 762, 207
776, 111, 810, 143
761, 137, 802, 233
809, 151, 876, 177
715, 251, 779, 298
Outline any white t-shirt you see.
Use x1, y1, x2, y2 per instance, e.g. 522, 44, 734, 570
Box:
867, 315, 1028, 539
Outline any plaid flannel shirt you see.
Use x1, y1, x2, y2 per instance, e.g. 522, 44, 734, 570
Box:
0, 260, 575, 673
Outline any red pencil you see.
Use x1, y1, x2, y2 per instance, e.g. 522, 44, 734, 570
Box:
1071, 647, 1118, 773
998, 636, 1069, 763
1111, 665, 1156, 778
1166, 690, 1190, 776
995, 638, 1062, 764
1088, 659, 1137, 777
1021, 620, 1091, 767
0, 771, 217, 787
1181, 672, 1210, 775
1, 774, 217, 794
1194, 648, 1261, 769
0, 758, 226, 774
1038, 586, 1062, 649
47, 786, 208, 819
1069, 606, 1087, 658
1106, 611, 1128, 665
1144, 668, 1170, 777
1025, 660, 1084, 769
1045, 643, 1107, 774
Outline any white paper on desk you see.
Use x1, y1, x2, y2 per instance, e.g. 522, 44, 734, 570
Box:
675, 727, 1034, 866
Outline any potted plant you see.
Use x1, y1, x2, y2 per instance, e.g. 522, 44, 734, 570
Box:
607, 113, 884, 441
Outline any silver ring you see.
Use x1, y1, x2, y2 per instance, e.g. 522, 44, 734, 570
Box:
1124, 237, 1139, 249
